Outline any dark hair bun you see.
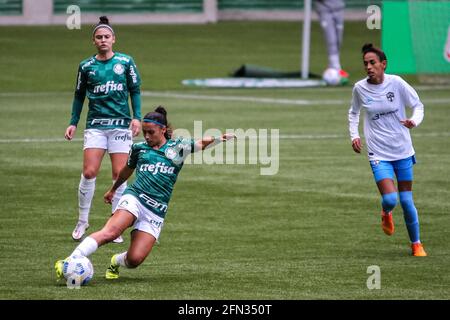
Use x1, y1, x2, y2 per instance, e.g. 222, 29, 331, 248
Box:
155, 106, 167, 117
362, 43, 373, 53
99, 16, 109, 25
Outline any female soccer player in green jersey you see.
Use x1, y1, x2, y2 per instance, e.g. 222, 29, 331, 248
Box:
64, 16, 142, 243
56, 106, 235, 280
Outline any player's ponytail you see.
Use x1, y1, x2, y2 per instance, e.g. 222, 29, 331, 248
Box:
143, 106, 173, 139
362, 43, 387, 65
99, 16, 109, 25
93, 16, 115, 36
155, 106, 167, 118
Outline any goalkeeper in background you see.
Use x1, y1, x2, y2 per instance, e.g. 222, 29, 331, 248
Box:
314, 0, 349, 79
64, 16, 142, 244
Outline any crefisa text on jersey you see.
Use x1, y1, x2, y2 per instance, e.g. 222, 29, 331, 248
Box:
139, 162, 175, 175
177, 304, 272, 317
93, 81, 124, 94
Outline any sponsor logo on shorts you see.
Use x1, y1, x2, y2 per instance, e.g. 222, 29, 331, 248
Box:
119, 200, 129, 207
115, 133, 132, 142
138, 193, 168, 213
150, 219, 163, 228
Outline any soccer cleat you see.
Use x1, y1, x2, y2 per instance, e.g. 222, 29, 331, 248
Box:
339, 69, 349, 85
72, 221, 89, 241
381, 211, 395, 236
54, 259, 66, 281
112, 235, 124, 244
339, 69, 349, 78
411, 243, 427, 257
105, 254, 120, 280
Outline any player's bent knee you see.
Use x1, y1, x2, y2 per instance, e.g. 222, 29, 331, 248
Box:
382, 192, 397, 211
126, 255, 145, 268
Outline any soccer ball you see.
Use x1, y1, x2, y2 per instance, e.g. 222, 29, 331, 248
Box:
63, 255, 94, 286
322, 68, 341, 86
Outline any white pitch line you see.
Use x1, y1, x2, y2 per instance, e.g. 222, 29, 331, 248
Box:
280, 132, 450, 139
142, 91, 450, 106
0, 138, 83, 143
2, 90, 450, 106
142, 91, 340, 105
1, 132, 449, 143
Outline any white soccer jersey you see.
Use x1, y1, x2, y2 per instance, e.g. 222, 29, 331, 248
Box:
348, 74, 424, 161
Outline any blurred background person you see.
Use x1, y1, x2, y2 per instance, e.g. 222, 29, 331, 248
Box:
314, 0, 349, 79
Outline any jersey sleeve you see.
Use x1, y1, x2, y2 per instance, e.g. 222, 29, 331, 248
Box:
69, 64, 87, 126
126, 57, 141, 93
126, 57, 141, 120
179, 138, 195, 161
348, 85, 362, 141
126, 143, 140, 169
399, 77, 424, 127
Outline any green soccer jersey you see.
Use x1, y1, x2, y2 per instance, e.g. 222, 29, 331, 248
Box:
70, 52, 141, 130
123, 137, 195, 219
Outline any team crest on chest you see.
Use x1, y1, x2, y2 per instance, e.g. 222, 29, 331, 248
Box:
165, 147, 178, 160
113, 63, 125, 75
386, 92, 395, 102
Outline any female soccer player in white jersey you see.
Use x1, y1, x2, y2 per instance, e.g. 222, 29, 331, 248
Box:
64, 16, 142, 243
56, 106, 236, 280
348, 43, 427, 257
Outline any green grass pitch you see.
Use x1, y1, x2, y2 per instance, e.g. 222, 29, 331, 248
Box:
0, 22, 449, 299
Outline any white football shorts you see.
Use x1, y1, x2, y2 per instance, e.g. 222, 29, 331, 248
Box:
116, 194, 164, 240
83, 129, 132, 154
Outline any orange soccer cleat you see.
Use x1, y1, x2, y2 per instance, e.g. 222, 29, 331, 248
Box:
339, 69, 349, 79
381, 211, 395, 236
411, 243, 427, 257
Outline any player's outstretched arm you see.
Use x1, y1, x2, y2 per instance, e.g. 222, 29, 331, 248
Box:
194, 133, 236, 151
104, 165, 135, 204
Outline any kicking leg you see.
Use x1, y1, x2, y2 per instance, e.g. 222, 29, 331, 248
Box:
106, 230, 156, 280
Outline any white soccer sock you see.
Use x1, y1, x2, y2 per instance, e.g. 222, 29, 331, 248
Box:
114, 251, 129, 268
329, 54, 341, 71
78, 174, 96, 223
111, 181, 127, 213
71, 236, 98, 257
